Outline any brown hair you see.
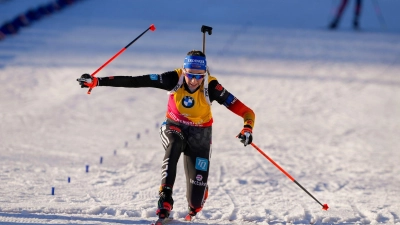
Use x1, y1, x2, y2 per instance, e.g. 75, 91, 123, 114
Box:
186, 50, 206, 57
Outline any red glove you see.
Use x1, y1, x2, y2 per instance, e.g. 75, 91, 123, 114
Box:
77, 73, 98, 89
237, 127, 253, 146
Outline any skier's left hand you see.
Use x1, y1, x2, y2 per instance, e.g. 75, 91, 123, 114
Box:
77, 73, 98, 89
237, 126, 253, 146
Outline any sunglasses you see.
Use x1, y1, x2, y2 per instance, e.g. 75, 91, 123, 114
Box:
183, 69, 206, 80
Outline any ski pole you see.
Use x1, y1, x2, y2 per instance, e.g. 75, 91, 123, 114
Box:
371, 0, 386, 29
201, 25, 212, 76
86, 24, 156, 94
250, 142, 329, 210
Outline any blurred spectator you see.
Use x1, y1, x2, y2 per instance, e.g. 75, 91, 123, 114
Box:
329, 0, 362, 30
0, 21, 18, 35
0, 0, 82, 42
12, 14, 30, 28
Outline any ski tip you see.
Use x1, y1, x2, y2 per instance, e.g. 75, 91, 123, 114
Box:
150, 24, 156, 31
322, 203, 329, 210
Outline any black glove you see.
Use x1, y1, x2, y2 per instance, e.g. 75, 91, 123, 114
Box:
237, 127, 253, 146
77, 73, 98, 88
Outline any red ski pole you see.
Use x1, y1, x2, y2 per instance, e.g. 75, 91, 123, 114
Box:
87, 24, 156, 94
250, 142, 329, 210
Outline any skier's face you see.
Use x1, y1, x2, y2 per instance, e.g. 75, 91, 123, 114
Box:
183, 68, 206, 90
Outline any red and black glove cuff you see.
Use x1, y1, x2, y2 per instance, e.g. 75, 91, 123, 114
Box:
240, 125, 253, 135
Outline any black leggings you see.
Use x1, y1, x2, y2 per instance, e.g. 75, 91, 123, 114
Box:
159, 119, 211, 210
334, 0, 362, 20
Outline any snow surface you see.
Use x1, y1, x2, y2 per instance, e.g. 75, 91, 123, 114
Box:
1, 0, 400, 224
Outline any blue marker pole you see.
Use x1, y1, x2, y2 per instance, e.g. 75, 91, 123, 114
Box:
51, 187, 55, 195
86, 165, 89, 173
68, 177, 71, 183
100, 157, 103, 164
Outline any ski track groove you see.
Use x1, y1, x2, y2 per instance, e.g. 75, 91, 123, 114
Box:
391, 212, 400, 223
214, 159, 267, 224
349, 203, 368, 224
215, 162, 235, 222
302, 205, 314, 224
222, 188, 239, 222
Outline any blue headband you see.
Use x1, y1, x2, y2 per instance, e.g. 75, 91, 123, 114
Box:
183, 55, 207, 70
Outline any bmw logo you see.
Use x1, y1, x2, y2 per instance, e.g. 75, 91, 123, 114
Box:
182, 96, 195, 108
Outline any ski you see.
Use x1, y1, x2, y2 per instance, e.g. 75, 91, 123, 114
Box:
151, 217, 173, 225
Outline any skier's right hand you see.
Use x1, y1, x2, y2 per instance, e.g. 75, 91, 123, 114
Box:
77, 73, 98, 89
237, 127, 253, 147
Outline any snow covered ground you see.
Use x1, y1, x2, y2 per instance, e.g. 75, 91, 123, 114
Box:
1, 0, 400, 224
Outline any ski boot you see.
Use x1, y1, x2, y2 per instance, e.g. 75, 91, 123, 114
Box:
156, 186, 174, 220
328, 18, 339, 30
184, 207, 199, 221
184, 186, 208, 221
353, 19, 359, 30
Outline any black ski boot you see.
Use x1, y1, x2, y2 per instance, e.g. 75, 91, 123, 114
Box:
156, 186, 174, 219
353, 19, 360, 30
329, 20, 338, 30
184, 207, 198, 221
184, 185, 209, 221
